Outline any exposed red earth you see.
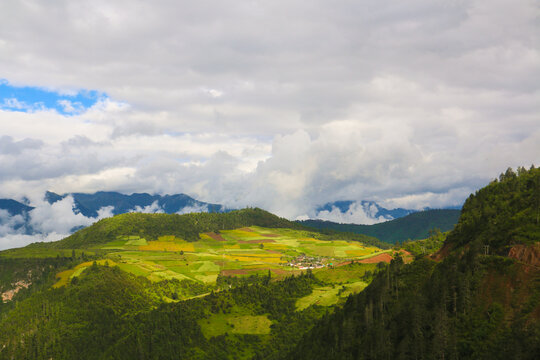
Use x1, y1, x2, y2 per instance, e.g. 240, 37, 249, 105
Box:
206, 232, 226, 241
357, 253, 394, 264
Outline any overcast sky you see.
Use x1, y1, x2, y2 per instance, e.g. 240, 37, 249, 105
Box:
1, 0, 539, 220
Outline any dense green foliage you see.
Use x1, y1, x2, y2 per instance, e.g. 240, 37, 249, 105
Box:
403, 228, 448, 257
0, 255, 93, 315
35, 208, 307, 249
288, 167, 540, 359
0, 265, 323, 359
307, 228, 391, 249
299, 209, 461, 244
446, 166, 540, 251
289, 253, 540, 359
2, 167, 538, 359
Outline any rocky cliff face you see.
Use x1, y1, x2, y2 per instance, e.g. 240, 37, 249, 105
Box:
508, 243, 540, 267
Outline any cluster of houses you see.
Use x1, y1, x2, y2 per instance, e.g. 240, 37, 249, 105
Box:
286, 254, 330, 270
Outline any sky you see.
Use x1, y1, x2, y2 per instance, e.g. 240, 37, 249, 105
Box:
0, 0, 539, 232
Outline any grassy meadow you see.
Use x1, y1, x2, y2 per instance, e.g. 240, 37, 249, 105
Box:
89, 226, 386, 287
3, 225, 392, 311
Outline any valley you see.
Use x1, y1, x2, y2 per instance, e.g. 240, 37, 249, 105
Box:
0, 167, 538, 359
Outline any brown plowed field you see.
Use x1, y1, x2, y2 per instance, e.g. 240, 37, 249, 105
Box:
358, 253, 394, 264
206, 232, 226, 241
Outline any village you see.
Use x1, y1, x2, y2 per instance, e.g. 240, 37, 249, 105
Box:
285, 254, 332, 270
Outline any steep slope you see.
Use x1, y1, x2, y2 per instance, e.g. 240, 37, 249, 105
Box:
0, 264, 321, 360
300, 208, 461, 243
288, 167, 540, 360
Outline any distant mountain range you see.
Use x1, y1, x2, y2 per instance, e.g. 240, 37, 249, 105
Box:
313, 199, 461, 225
0, 199, 33, 216
44, 191, 225, 217
299, 208, 462, 243
0, 191, 225, 218
316, 200, 417, 221
1, 192, 462, 246
0, 192, 227, 243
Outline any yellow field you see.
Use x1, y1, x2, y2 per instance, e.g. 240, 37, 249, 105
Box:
226, 255, 284, 263
54, 259, 118, 288
139, 241, 195, 252
345, 249, 373, 257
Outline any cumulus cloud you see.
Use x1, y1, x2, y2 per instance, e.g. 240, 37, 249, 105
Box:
314, 203, 390, 225
0, 0, 537, 237
0, 135, 43, 155
0, 196, 117, 250
128, 201, 164, 214
28, 196, 95, 234
176, 204, 209, 215
0, 232, 69, 253
0, 209, 26, 236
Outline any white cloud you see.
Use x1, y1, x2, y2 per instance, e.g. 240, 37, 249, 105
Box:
315, 203, 389, 225
176, 204, 209, 215
57, 99, 83, 113
0, 209, 26, 236
0, 0, 537, 239
28, 196, 100, 234
129, 201, 163, 214
0, 232, 69, 251
0, 196, 118, 250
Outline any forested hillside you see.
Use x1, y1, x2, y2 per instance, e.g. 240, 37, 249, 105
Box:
288, 166, 540, 360
41, 208, 305, 248
300, 209, 461, 244
1, 168, 537, 360
0, 264, 326, 359
24, 207, 382, 249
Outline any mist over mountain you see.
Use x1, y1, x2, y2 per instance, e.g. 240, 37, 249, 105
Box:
44, 191, 224, 217
313, 200, 416, 224
301, 208, 462, 244
0, 191, 226, 250
0, 199, 33, 216
311, 200, 461, 225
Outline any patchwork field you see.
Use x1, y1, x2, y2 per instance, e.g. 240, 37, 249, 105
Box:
46, 226, 393, 305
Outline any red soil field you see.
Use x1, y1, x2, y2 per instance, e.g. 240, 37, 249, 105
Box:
358, 253, 394, 264
206, 232, 226, 241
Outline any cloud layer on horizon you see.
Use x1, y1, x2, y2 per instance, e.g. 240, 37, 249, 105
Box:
0, 0, 538, 231
0, 195, 194, 250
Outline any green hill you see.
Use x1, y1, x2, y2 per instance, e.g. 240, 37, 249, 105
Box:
2, 167, 538, 359
288, 166, 540, 360
21, 207, 385, 250
41, 207, 305, 249
299, 208, 461, 244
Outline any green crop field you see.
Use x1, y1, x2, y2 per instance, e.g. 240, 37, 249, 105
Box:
41, 226, 390, 301
199, 312, 273, 338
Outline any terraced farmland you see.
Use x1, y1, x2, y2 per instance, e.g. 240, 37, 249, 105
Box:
84, 226, 387, 286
